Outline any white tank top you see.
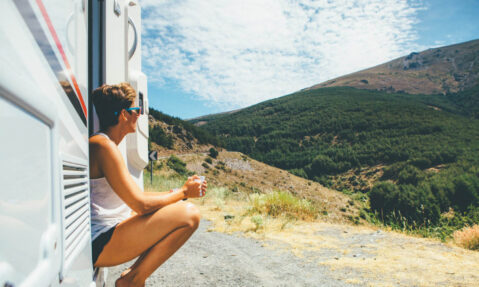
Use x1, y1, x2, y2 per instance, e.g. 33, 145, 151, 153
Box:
90, 133, 131, 241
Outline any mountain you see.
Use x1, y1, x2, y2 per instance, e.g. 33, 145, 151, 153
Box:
190, 40, 479, 229
308, 39, 479, 96
194, 86, 479, 229
193, 87, 479, 175
191, 40, 479, 123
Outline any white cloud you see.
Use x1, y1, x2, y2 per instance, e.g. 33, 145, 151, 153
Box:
140, 0, 424, 110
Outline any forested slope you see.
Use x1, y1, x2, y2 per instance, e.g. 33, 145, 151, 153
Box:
194, 87, 479, 236
148, 107, 222, 152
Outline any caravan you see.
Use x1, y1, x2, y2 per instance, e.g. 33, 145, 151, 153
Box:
0, 0, 148, 285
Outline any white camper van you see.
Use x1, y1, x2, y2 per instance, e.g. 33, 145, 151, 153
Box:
0, 0, 149, 286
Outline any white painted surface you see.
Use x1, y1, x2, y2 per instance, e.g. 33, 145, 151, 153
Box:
104, 0, 127, 86
0, 0, 92, 286
126, 1, 148, 187
0, 96, 55, 286
1, 0, 148, 285
103, 0, 129, 165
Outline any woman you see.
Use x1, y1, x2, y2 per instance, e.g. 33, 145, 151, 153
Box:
89, 83, 207, 287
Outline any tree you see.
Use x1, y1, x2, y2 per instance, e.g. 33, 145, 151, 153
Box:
309, 154, 336, 176
209, 147, 219, 159
453, 174, 479, 211
369, 181, 399, 213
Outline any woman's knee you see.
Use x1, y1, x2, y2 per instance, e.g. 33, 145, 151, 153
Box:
159, 201, 200, 230
183, 202, 201, 230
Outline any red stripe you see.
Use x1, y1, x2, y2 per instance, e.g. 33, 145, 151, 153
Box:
35, 0, 87, 118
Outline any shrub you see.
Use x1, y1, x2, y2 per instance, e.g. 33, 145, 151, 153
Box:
209, 147, 219, 158
453, 174, 479, 211
289, 168, 307, 178
369, 181, 440, 224
314, 175, 330, 187
251, 215, 263, 231
205, 157, 213, 164
454, 224, 479, 250
381, 162, 407, 180
167, 155, 191, 176
440, 149, 458, 163
396, 184, 440, 224
369, 181, 399, 213
397, 165, 424, 185
429, 177, 454, 211
215, 161, 225, 171
149, 125, 173, 149
309, 154, 336, 176
248, 191, 318, 220
202, 162, 209, 169
172, 125, 182, 134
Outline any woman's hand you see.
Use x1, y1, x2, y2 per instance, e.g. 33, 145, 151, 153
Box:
181, 175, 207, 198
201, 179, 207, 196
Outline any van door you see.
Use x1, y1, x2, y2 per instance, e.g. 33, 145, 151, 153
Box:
0, 0, 92, 286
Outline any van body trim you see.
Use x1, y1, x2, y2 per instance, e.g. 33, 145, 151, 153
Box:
13, 0, 88, 125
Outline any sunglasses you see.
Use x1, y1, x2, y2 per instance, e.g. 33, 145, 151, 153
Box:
115, 107, 143, 116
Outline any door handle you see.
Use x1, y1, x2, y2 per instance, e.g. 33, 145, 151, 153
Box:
128, 17, 137, 60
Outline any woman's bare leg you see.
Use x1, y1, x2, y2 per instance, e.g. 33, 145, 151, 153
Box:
117, 221, 198, 281
94, 201, 201, 285
116, 222, 198, 286
120, 251, 147, 277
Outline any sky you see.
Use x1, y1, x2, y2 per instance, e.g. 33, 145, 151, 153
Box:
139, 0, 479, 119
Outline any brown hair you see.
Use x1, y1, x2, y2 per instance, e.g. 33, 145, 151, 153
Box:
92, 83, 137, 131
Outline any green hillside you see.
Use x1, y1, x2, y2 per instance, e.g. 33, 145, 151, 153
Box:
195, 87, 479, 237
149, 107, 222, 149
447, 84, 479, 118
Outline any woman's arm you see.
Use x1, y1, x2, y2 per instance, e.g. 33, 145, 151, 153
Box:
94, 140, 203, 215
143, 191, 170, 196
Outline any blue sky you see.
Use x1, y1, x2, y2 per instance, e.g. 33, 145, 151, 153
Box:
140, 0, 479, 120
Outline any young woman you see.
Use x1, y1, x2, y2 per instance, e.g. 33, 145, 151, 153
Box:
89, 83, 207, 287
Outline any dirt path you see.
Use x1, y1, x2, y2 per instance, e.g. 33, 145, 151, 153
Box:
106, 218, 478, 287
106, 220, 354, 287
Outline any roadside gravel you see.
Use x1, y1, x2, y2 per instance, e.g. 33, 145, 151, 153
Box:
106, 217, 479, 287
106, 220, 356, 287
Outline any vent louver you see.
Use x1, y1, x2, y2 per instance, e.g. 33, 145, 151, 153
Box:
62, 161, 90, 268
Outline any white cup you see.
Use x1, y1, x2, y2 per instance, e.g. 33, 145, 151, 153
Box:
195, 176, 205, 196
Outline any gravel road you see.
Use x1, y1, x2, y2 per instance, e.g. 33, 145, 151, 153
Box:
106, 220, 356, 287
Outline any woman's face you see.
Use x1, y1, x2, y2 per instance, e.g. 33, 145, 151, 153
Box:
125, 103, 141, 133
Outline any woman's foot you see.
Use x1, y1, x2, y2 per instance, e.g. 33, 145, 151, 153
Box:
115, 272, 144, 287
114, 276, 129, 287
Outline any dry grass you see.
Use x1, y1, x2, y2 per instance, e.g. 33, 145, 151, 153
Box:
453, 224, 479, 250
145, 157, 479, 287
182, 150, 357, 224
321, 234, 479, 287
143, 171, 185, 192
197, 191, 479, 287
247, 191, 320, 220
194, 186, 318, 233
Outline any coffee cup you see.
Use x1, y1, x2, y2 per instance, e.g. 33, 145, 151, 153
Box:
195, 176, 205, 196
